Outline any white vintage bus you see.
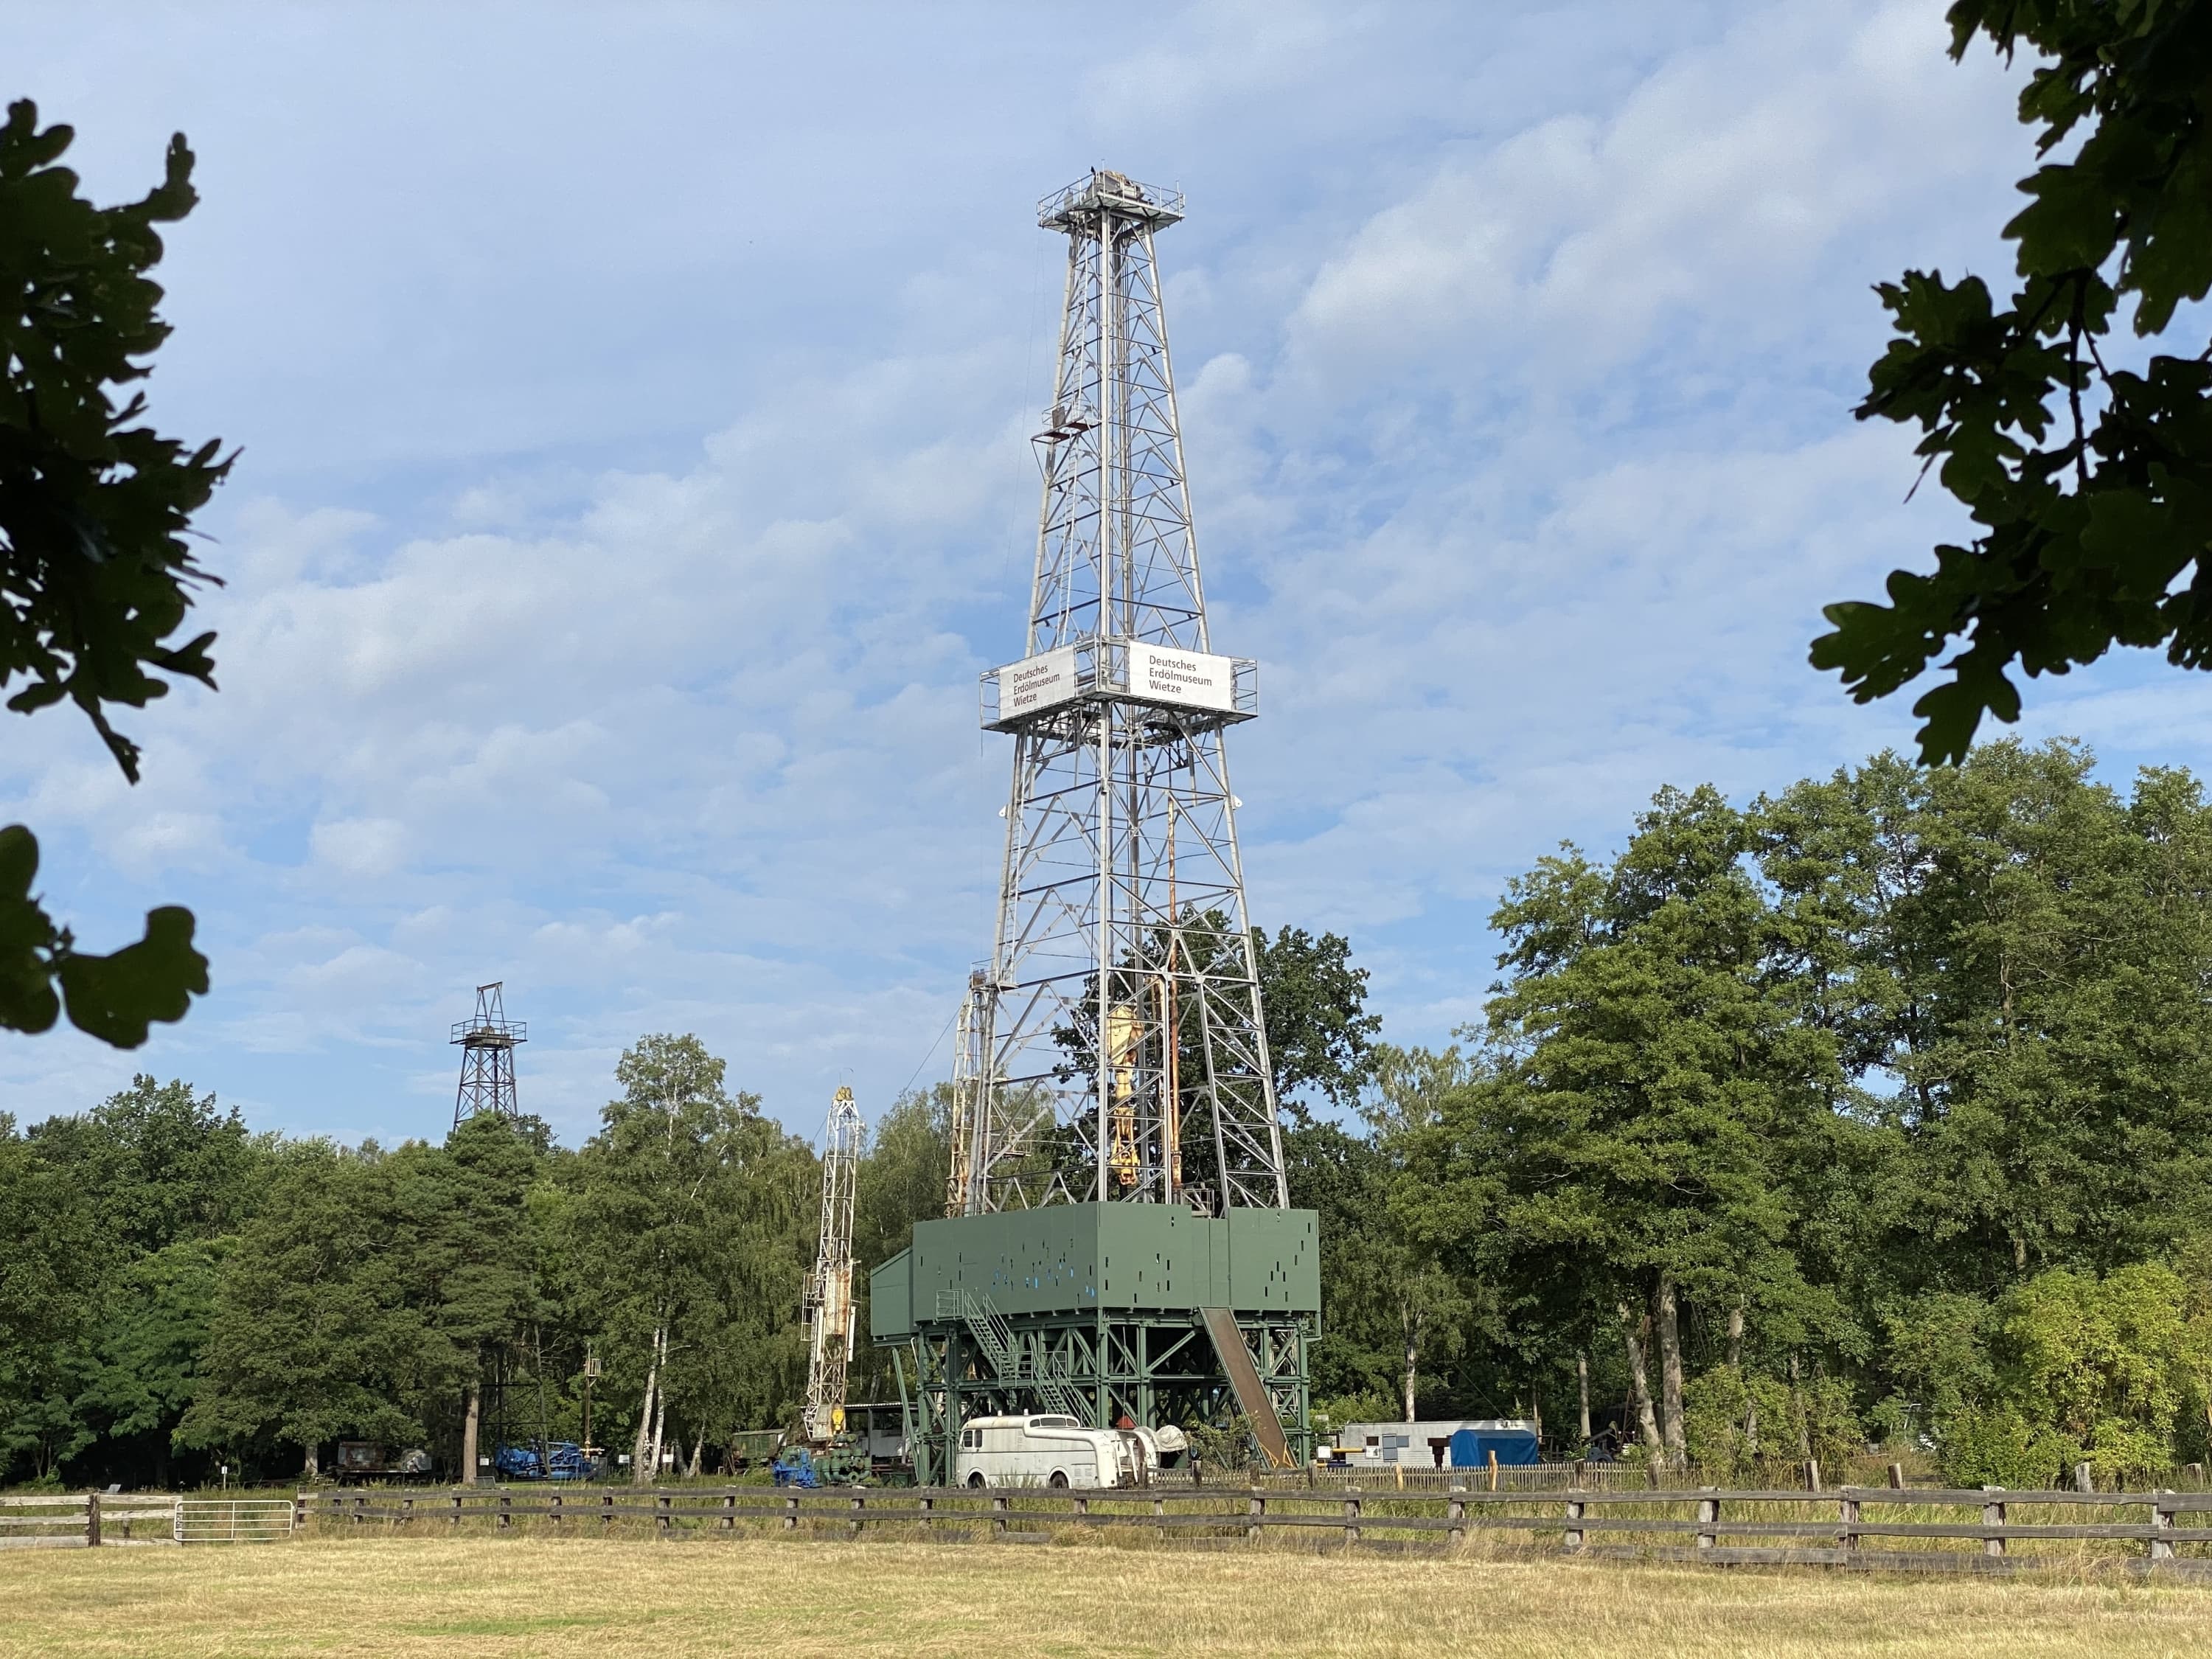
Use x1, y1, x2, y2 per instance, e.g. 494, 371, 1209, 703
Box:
953, 1414, 1157, 1489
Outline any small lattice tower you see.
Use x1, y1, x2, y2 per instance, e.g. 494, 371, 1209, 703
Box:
451, 981, 526, 1128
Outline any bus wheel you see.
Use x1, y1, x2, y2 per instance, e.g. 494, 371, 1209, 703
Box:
1049, 1470, 1068, 1489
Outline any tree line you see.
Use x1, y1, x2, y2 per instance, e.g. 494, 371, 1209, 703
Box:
7, 737, 2212, 1489
0, 1036, 827, 1486
0, 919, 1368, 1488
1339, 737, 2212, 1487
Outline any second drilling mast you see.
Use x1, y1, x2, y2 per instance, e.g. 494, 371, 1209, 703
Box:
801, 1085, 862, 1447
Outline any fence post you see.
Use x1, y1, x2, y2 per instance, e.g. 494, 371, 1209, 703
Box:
784, 1493, 799, 1531
352, 1494, 366, 1526
922, 1492, 936, 1533
1806, 1459, 1822, 1493
1343, 1488, 1362, 1547
992, 1493, 1009, 1538
402, 1495, 415, 1526
850, 1492, 865, 1537
293, 1491, 309, 1531
498, 1492, 512, 1530
1564, 1495, 1586, 1554
2074, 1462, 2094, 1495
1248, 1486, 1264, 1543
1447, 1484, 1466, 1548
2152, 1493, 2177, 1563
602, 1491, 614, 1531
1887, 1462, 1905, 1490
548, 1491, 562, 1531
1696, 1489, 1718, 1553
1981, 1486, 2006, 1558
655, 1492, 671, 1534
721, 1492, 736, 1531
1840, 1492, 1860, 1557
86, 1491, 101, 1548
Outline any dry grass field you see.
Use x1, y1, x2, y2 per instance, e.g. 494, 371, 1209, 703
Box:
9, 1536, 2212, 1659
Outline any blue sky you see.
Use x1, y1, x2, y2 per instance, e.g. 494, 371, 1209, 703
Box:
13, 2, 2211, 1149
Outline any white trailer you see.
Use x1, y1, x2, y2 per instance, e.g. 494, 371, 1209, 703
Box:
1328, 1419, 1540, 1470
953, 1414, 1152, 1489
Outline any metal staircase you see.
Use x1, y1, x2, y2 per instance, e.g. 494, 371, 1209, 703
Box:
938, 1290, 1085, 1419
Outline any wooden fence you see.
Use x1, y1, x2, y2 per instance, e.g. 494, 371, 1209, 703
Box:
1292, 1461, 1670, 1494
297, 1481, 2212, 1575
0, 1492, 184, 1548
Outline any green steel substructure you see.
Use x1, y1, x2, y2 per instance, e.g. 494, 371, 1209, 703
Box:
871, 1203, 1319, 1484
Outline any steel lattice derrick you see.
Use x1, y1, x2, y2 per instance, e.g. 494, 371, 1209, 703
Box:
945, 971, 990, 1217
451, 980, 526, 1129
962, 169, 1287, 1220
801, 1086, 863, 1444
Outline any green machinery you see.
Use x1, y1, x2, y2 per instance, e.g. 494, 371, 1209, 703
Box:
872, 1202, 1319, 1484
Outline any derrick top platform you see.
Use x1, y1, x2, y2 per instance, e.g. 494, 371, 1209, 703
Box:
869, 1202, 1319, 1340
1037, 170, 1184, 233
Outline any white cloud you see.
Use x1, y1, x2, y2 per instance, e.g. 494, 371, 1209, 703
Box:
1288, 2, 2017, 387
310, 818, 408, 879
21, 0, 2202, 1152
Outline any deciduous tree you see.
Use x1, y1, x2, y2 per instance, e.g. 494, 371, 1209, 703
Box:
176, 1146, 429, 1477
1814, 4, 2212, 762
0, 101, 226, 1043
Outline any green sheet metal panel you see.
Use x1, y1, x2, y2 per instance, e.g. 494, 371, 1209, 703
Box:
1224, 1207, 1321, 1313
869, 1247, 912, 1339
1096, 1199, 1219, 1310
908, 1206, 1103, 1319
877, 1203, 1319, 1328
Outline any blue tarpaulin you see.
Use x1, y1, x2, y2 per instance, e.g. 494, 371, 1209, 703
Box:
1447, 1427, 1540, 1467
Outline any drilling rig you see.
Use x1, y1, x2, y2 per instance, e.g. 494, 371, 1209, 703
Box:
871, 170, 1319, 1485
782, 1085, 868, 1486
451, 981, 524, 1130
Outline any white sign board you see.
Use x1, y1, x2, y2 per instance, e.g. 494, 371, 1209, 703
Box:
1128, 642, 1237, 714
999, 647, 1079, 719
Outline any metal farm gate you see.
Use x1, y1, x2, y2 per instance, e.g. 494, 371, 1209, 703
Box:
173, 1498, 296, 1544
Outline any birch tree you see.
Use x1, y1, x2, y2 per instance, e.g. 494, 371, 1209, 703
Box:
573, 1034, 809, 1481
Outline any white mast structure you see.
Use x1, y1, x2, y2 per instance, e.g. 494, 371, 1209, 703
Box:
955, 169, 1287, 1217
945, 969, 989, 1217
801, 1085, 862, 1443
